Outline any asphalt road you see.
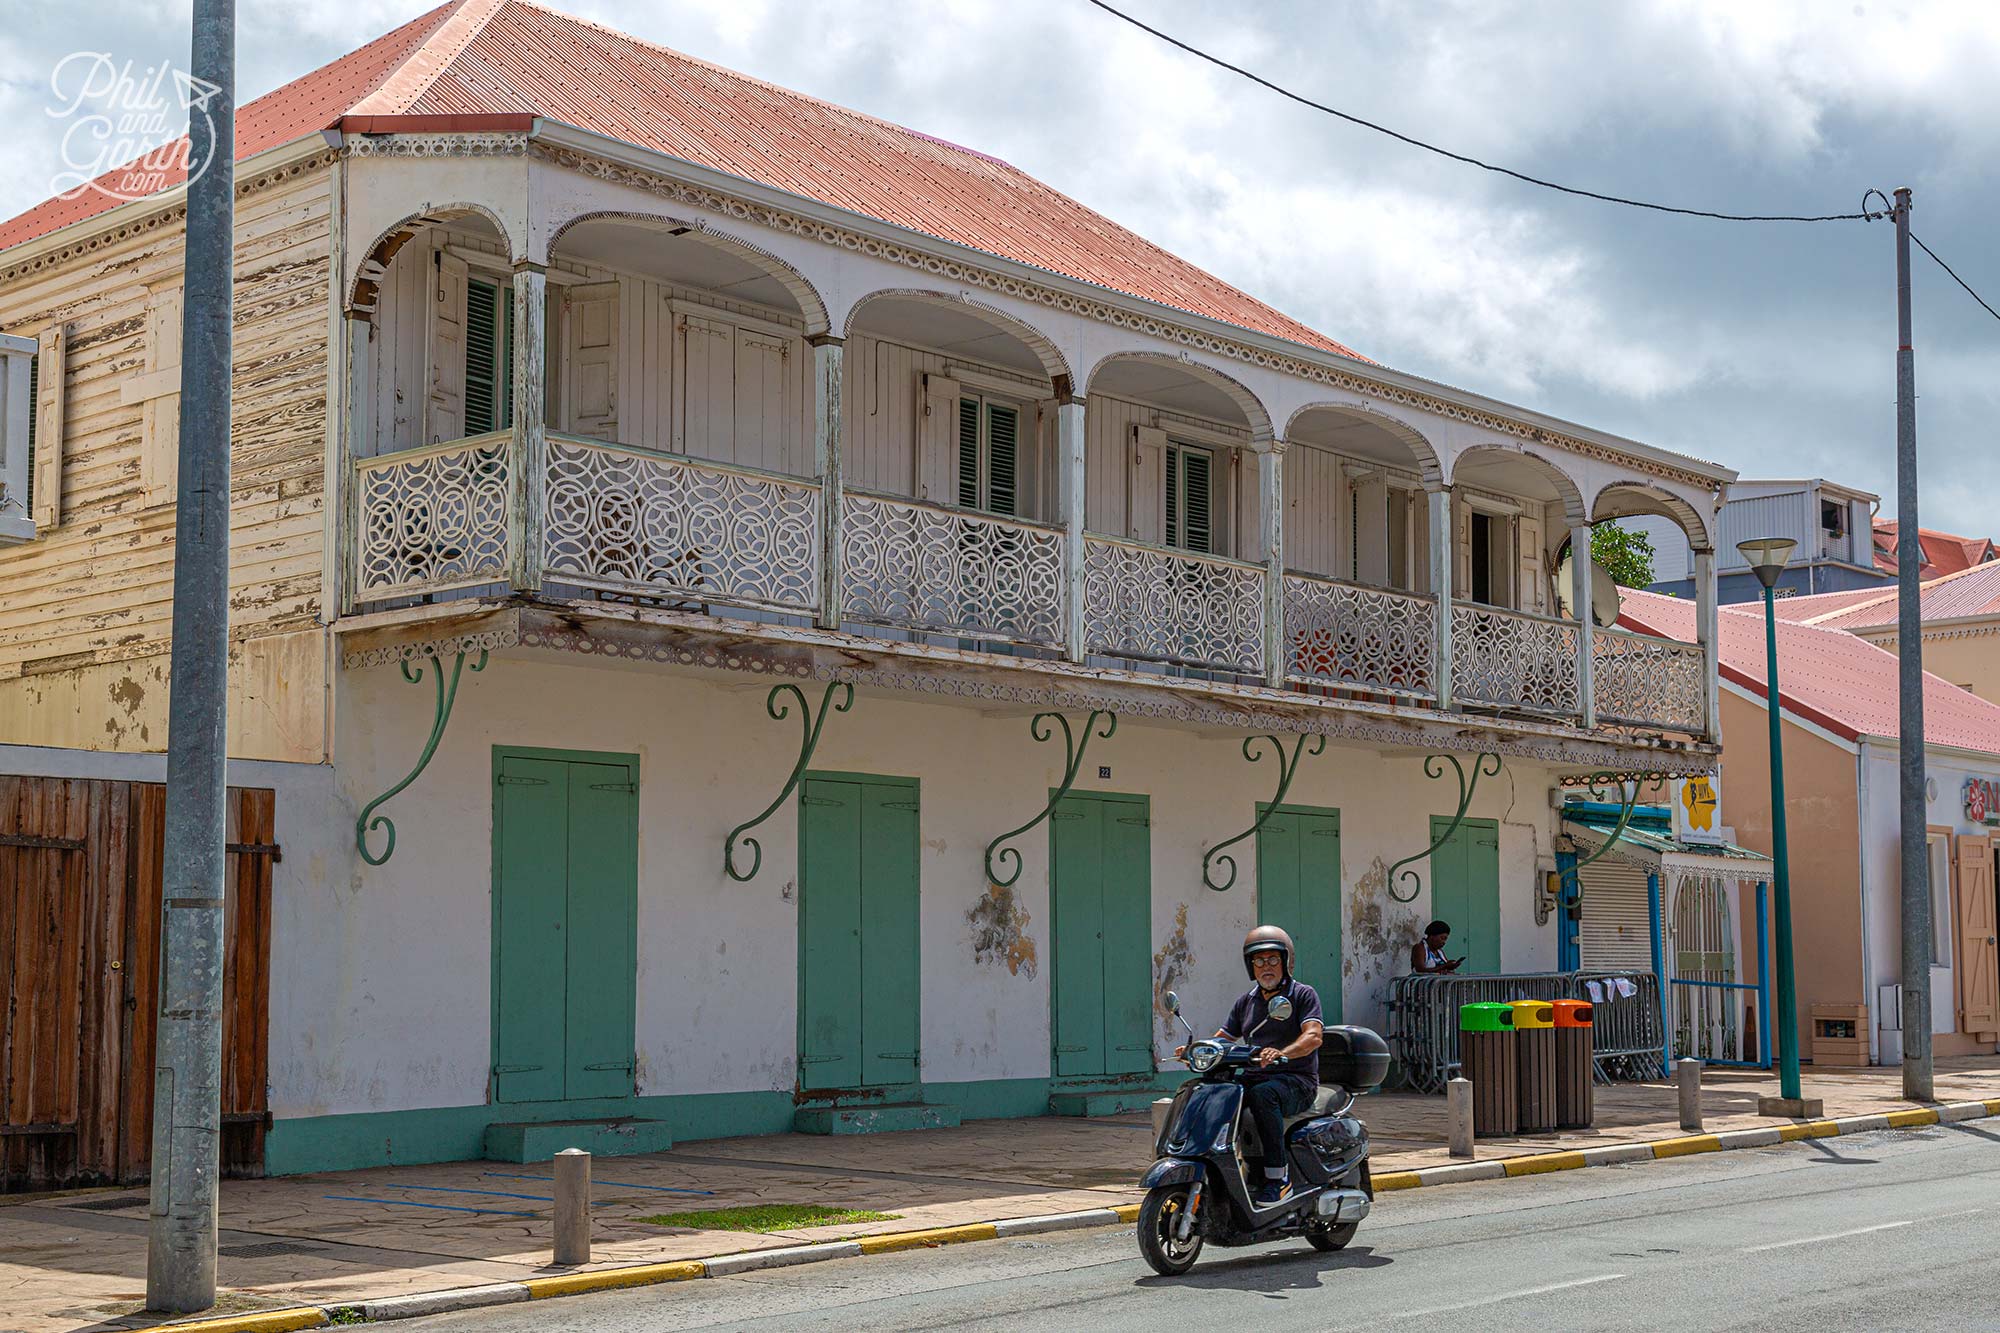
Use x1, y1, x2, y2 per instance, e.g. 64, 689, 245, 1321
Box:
411, 1117, 2000, 1332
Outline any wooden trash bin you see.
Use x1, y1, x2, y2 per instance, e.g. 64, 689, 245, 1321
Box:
1459, 1002, 1517, 1137
1552, 999, 1594, 1129
1510, 999, 1558, 1133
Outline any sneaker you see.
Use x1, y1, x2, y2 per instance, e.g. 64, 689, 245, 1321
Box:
1253, 1180, 1292, 1208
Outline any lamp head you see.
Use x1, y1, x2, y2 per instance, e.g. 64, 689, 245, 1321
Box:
1736, 537, 1797, 590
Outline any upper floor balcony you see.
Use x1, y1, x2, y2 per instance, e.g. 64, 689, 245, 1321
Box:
337, 208, 1720, 752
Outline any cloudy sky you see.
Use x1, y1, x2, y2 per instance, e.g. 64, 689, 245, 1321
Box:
5, 1, 1998, 535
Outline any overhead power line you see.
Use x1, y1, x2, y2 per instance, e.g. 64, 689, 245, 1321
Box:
1084, 0, 1872, 223
1911, 232, 2000, 325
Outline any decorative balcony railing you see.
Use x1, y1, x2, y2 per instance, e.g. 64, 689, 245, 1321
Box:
1284, 573, 1436, 701
355, 433, 511, 600
1082, 535, 1265, 675
541, 434, 821, 615
1452, 603, 1582, 719
350, 431, 1714, 741
1592, 626, 1706, 732
840, 491, 1066, 647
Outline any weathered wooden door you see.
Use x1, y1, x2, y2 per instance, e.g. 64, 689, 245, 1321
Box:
492, 751, 638, 1104
1050, 792, 1152, 1078
1956, 833, 1999, 1039
1429, 816, 1501, 974
797, 776, 921, 1089
1255, 805, 1343, 1019
0, 777, 273, 1191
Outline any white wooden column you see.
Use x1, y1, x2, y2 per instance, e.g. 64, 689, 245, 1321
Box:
1695, 546, 1720, 742
1260, 444, 1286, 687
508, 263, 548, 593
1572, 520, 1595, 729
811, 334, 845, 628
1058, 394, 1087, 662
1429, 485, 1454, 709
336, 313, 371, 616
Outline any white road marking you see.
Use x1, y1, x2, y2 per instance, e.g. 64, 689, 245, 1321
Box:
1394, 1273, 1626, 1317
1740, 1209, 1981, 1254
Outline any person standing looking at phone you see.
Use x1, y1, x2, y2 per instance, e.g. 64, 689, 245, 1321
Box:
1410, 920, 1462, 974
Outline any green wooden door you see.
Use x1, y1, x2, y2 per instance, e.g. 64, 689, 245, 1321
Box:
798, 776, 921, 1089
1050, 793, 1153, 1078
492, 750, 638, 1104
1429, 816, 1501, 974
1255, 805, 1343, 1019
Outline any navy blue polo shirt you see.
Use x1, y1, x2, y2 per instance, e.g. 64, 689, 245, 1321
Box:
1221, 977, 1323, 1097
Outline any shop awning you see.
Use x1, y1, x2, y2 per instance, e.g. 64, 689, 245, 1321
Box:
1561, 803, 1775, 879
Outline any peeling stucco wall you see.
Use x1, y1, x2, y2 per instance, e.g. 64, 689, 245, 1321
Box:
1152, 902, 1195, 1053
967, 882, 1037, 978
1346, 855, 1425, 1030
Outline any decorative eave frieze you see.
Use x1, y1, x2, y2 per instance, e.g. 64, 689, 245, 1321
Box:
527, 134, 1726, 495
345, 132, 529, 159
335, 600, 1718, 777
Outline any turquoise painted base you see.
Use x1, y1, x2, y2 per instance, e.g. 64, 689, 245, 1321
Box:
483, 1116, 676, 1162
265, 1073, 1189, 1176
793, 1103, 959, 1134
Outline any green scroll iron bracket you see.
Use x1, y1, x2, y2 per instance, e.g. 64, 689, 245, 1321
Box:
984, 710, 1117, 888
1201, 732, 1326, 892
356, 649, 488, 867
1568, 772, 1645, 872
725, 680, 855, 882
1386, 751, 1502, 903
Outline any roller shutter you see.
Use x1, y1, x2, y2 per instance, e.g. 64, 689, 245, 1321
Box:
1578, 858, 1655, 972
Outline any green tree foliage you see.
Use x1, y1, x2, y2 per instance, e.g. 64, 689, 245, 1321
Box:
1592, 520, 1657, 589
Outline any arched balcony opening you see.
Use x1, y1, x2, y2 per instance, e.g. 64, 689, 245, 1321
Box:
1579, 482, 1715, 737
1078, 354, 1276, 679
1444, 444, 1592, 723
1280, 406, 1448, 703
829, 292, 1071, 654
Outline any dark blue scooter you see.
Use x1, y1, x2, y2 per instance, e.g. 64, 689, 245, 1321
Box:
1138, 990, 1391, 1275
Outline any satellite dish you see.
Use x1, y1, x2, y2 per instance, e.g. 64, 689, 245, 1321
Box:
1555, 548, 1622, 627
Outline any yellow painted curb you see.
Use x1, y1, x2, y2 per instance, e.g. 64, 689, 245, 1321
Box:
525, 1261, 706, 1298
1503, 1151, 1587, 1176
150, 1309, 328, 1333
1650, 1135, 1722, 1159
1885, 1108, 1940, 1128
1985, 1098, 2000, 1115
1112, 1203, 1142, 1222
856, 1223, 999, 1255
1371, 1171, 1420, 1192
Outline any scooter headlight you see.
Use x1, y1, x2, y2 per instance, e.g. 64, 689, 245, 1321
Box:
1187, 1040, 1223, 1073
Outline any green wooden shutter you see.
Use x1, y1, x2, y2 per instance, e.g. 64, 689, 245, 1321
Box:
1181, 448, 1213, 553
1165, 445, 1180, 548
957, 397, 981, 509
465, 278, 500, 435
986, 403, 1018, 516
23, 353, 35, 515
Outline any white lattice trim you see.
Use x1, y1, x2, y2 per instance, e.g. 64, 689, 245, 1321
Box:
1593, 626, 1706, 732
355, 435, 511, 599
1081, 536, 1265, 674
840, 492, 1065, 646
1284, 574, 1436, 699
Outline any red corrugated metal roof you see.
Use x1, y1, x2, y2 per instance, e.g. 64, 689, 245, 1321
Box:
1872, 519, 1997, 578
1618, 587, 2000, 753
1802, 559, 2000, 632
0, 0, 1365, 363
1767, 584, 1897, 625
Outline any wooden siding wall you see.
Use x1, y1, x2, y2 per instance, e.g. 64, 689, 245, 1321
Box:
0, 776, 273, 1191
0, 170, 333, 762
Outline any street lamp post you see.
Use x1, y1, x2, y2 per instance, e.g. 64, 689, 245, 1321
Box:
1738, 538, 1821, 1116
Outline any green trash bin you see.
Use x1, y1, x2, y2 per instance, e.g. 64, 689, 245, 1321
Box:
1459, 1002, 1517, 1137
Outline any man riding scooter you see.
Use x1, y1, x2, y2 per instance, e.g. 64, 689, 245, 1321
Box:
1178, 925, 1323, 1205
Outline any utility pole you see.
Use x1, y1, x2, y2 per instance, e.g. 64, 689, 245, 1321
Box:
146, 0, 235, 1312
1893, 185, 1934, 1102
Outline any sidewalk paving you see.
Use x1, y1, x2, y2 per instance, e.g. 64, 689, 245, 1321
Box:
6, 1057, 1997, 1332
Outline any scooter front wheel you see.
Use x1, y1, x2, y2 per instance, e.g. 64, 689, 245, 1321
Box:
1137, 1184, 1203, 1275
1304, 1219, 1358, 1251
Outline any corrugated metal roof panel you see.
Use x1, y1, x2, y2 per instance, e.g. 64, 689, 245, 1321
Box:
1619, 586, 2000, 753
0, 0, 1365, 364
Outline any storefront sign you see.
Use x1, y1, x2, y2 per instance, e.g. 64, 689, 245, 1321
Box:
1964, 776, 2000, 826
1674, 773, 1724, 845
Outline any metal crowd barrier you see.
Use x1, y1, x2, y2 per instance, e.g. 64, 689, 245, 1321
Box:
1387, 970, 1665, 1094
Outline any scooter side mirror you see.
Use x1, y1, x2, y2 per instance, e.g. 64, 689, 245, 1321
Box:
1267, 994, 1293, 1022
1163, 990, 1180, 1014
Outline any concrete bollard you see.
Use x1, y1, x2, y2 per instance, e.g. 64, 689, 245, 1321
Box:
554, 1147, 591, 1266
1677, 1058, 1703, 1133
1448, 1077, 1475, 1158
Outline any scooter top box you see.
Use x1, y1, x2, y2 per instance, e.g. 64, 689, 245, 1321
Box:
1320, 1025, 1390, 1092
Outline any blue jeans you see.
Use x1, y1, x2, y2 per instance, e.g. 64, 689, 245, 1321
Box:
1243, 1078, 1312, 1180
